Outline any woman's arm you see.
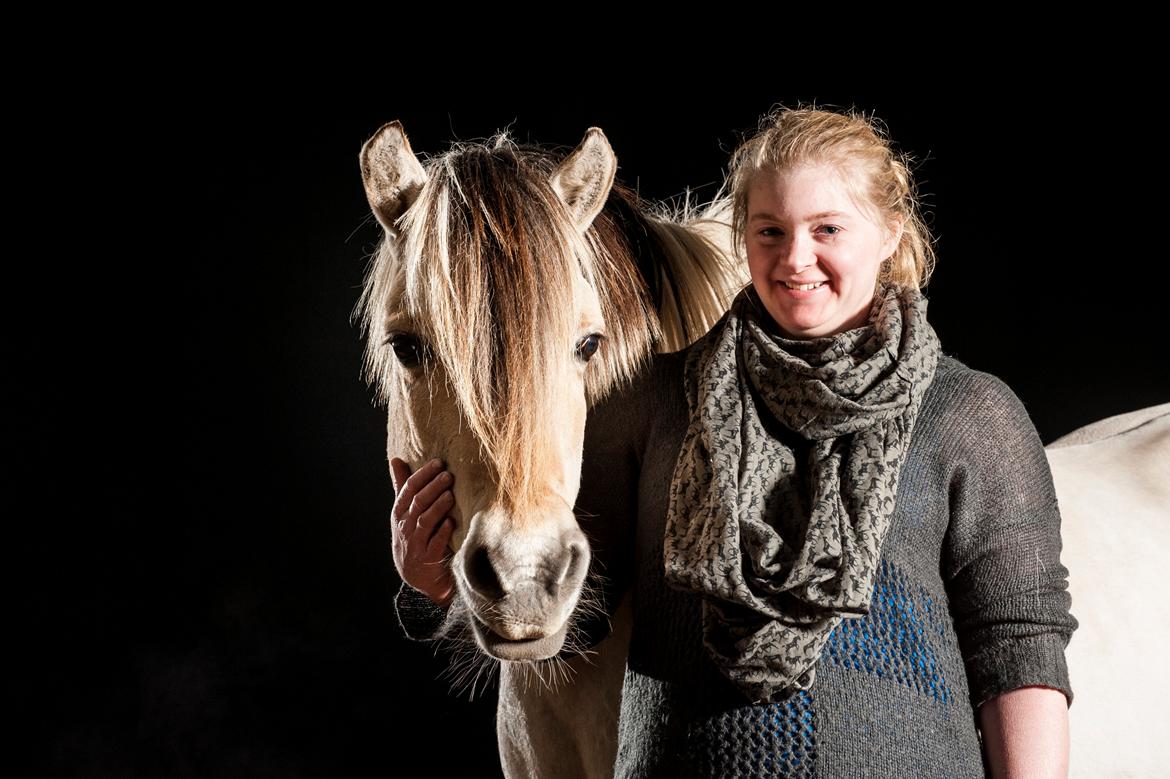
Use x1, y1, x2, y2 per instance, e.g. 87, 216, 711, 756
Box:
937, 370, 1077, 770
979, 685, 1069, 778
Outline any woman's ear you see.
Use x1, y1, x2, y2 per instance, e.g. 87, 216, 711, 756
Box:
882, 214, 906, 260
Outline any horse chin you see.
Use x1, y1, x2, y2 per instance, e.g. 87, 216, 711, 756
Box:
471, 619, 569, 662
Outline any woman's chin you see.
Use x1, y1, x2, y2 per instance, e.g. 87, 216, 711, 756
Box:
771, 312, 834, 340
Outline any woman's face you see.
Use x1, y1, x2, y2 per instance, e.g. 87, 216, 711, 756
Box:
745, 164, 901, 339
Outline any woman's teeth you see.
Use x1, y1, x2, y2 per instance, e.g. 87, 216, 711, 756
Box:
784, 281, 825, 291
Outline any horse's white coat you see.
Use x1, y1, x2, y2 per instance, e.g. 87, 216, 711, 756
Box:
1048, 404, 1170, 778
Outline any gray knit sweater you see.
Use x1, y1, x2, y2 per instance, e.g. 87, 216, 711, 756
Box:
396, 348, 1077, 778
582, 347, 1074, 778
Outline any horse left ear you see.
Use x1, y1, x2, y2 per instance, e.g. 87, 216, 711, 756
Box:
551, 127, 617, 231
360, 120, 427, 235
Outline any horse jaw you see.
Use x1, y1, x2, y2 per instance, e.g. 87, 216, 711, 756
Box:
384, 359, 488, 552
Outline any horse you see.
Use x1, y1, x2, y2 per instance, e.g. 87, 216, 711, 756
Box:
1046, 403, 1170, 778
355, 121, 746, 777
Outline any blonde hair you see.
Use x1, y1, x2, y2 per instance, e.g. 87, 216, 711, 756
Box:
727, 106, 935, 289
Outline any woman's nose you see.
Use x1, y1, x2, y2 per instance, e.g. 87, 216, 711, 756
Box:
776, 234, 814, 274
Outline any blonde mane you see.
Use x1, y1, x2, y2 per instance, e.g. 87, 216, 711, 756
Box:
355, 133, 743, 511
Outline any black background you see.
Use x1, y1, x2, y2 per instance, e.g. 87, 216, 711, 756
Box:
26, 70, 1167, 776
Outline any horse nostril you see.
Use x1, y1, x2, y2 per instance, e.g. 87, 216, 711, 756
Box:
551, 539, 588, 594
465, 545, 504, 601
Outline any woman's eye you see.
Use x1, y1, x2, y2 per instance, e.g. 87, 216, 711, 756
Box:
575, 333, 603, 363
758, 227, 782, 237
819, 225, 842, 236
386, 333, 427, 368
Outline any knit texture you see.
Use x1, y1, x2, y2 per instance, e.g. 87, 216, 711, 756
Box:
574, 347, 1076, 778
394, 582, 449, 641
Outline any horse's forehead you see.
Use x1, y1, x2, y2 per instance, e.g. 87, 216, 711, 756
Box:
573, 267, 604, 330
381, 260, 409, 321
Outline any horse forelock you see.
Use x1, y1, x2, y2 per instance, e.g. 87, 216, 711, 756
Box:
356, 136, 664, 511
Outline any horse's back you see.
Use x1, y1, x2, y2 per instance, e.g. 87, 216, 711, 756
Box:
1046, 404, 1170, 778
1049, 402, 1170, 449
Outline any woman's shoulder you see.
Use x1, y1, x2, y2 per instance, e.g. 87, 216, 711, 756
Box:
930, 354, 1031, 418
924, 353, 1044, 462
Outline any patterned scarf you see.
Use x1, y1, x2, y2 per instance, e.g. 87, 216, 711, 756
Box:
664, 282, 940, 703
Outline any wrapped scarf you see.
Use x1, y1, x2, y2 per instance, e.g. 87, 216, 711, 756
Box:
664, 283, 941, 703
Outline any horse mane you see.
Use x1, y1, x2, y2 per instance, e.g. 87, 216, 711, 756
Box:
354, 133, 743, 509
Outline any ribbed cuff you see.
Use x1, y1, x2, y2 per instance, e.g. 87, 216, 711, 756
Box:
965, 634, 1073, 710
394, 581, 450, 642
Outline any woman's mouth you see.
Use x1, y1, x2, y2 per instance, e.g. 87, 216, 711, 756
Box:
783, 280, 826, 291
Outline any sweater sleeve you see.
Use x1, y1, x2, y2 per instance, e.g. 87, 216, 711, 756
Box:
570, 364, 654, 650
939, 371, 1078, 711
394, 580, 451, 642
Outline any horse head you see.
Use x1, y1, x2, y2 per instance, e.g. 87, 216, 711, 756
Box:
356, 122, 674, 662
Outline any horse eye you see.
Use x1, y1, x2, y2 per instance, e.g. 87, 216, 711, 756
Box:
386, 333, 427, 368
575, 333, 603, 363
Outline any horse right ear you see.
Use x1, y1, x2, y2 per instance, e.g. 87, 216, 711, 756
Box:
551, 127, 617, 231
360, 121, 427, 235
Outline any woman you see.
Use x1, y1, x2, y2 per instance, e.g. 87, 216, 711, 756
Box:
392, 107, 1076, 777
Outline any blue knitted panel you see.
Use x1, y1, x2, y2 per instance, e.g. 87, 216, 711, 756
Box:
823, 559, 952, 703
688, 690, 816, 778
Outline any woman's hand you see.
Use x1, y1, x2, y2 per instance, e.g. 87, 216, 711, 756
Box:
390, 457, 457, 607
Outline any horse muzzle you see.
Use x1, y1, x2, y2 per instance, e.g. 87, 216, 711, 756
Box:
456, 518, 591, 661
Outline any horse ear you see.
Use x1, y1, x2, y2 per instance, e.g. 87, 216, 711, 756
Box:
550, 127, 617, 231
360, 120, 427, 234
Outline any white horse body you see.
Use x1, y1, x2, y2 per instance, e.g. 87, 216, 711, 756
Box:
1048, 404, 1170, 778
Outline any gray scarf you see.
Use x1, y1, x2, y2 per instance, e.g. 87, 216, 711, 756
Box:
664, 283, 941, 703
